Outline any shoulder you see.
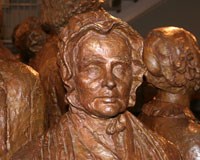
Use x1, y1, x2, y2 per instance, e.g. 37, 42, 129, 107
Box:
125, 112, 182, 160
0, 59, 40, 86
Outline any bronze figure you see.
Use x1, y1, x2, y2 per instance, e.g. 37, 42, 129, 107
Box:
139, 26, 200, 159
11, 10, 181, 160
0, 9, 46, 158
0, 59, 46, 159
12, 17, 64, 127
12, 17, 47, 64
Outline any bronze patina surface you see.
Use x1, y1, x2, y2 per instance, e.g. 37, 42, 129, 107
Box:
0, 10, 45, 159
0, 59, 46, 159
11, 9, 181, 160
12, 0, 104, 127
139, 26, 200, 160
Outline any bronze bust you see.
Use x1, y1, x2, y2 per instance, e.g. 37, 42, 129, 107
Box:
12, 10, 181, 160
139, 26, 200, 159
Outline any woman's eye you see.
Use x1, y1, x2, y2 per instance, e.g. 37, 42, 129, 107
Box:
85, 65, 101, 78
113, 63, 132, 79
113, 64, 125, 78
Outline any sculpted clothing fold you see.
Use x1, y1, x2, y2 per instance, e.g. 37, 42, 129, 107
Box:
0, 59, 46, 158
12, 110, 181, 160
139, 99, 200, 159
30, 36, 67, 127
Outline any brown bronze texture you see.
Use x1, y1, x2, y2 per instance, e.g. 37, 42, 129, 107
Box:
0, 58, 46, 159
35, 35, 67, 127
139, 26, 200, 160
12, 17, 66, 127
12, 0, 105, 127
11, 10, 182, 160
12, 17, 47, 64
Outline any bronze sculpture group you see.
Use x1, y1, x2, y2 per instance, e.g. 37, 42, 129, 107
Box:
0, 0, 200, 159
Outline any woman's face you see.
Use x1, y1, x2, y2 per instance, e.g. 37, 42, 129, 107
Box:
73, 31, 133, 118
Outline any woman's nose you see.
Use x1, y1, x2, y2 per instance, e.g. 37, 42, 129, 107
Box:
102, 71, 116, 89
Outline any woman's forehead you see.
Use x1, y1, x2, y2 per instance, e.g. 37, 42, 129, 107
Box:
76, 31, 130, 52
76, 31, 131, 62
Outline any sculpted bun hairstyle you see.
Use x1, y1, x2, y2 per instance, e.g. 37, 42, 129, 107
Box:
144, 26, 200, 93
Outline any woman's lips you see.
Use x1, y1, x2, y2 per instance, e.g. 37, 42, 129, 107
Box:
97, 97, 118, 103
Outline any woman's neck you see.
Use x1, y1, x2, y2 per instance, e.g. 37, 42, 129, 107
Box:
68, 106, 126, 135
155, 90, 190, 108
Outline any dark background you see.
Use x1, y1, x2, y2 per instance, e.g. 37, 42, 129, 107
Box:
130, 0, 200, 43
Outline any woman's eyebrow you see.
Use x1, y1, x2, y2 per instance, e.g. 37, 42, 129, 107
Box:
78, 55, 106, 65
111, 55, 131, 63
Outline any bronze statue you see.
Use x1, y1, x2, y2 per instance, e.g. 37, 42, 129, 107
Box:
0, 58, 46, 159
139, 26, 200, 159
12, 17, 64, 127
0, 10, 46, 158
11, 9, 181, 160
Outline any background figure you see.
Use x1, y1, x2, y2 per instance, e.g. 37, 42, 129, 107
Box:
0, 58, 46, 159
12, 9, 181, 160
139, 26, 200, 160
12, 16, 66, 127
0, 8, 46, 158
12, 16, 47, 64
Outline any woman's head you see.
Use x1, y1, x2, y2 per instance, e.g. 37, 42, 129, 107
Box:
144, 26, 200, 94
57, 9, 145, 112
12, 17, 47, 62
